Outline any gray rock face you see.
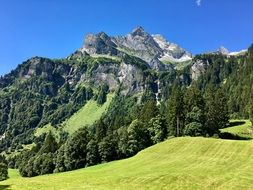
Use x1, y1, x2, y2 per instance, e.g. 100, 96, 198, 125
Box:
112, 27, 163, 62
80, 61, 145, 96
79, 27, 191, 71
190, 59, 209, 81
81, 32, 118, 55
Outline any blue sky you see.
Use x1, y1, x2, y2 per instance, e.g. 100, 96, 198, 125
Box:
0, 0, 253, 76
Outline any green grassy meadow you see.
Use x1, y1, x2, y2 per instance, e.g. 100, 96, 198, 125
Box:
63, 93, 114, 134
221, 120, 253, 139
1, 136, 253, 190
34, 93, 114, 137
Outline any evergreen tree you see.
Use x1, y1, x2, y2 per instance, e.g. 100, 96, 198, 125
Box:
167, 85, 185, 136
184, 107, 205, 136
205, 88, 229, 136
139, 100, 159, 124
127, 119, 150, 156
96, 84, 109, 105
86, 139, 100, 166
148, 115, 167, 144
64, 128, 90, 170
250, 92, 253, 125
184, 86, 206, 136
117, 127, 129, 158
0, 155, 8, 181
98, 135, 117, 162
54, 145, 66, 173
38, 131, 58, 154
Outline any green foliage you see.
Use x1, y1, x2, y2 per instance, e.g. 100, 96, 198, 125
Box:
127, 119, 150, 156
183, 86, 206, 136
18, 133, 58, 177
86, 139, 100, 166
96, 84, 109, 105
63, 128, 90, 171
0, 155, 8, 181
98, 135, 118, 162
205, 88, 229, 136
138, 100, 159, 124
38, 132, 58, 154
184, 122, 203, 137
167, 84, 185, 136
148, 115, 167, 144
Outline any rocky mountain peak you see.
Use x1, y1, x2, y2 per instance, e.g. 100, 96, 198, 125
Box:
78, 27, 192, 70
80, 32, 117, 55
218, 46, 229, 55
131, 26, 147, 37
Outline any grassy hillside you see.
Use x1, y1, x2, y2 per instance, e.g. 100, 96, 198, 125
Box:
220, 120, 253, 139
34, 93, 114, 137
1, 137, 253, 190
63, 93, 114, 134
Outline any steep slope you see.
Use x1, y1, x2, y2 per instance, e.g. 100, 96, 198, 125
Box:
63, 93, 114, 134
1, 137, 253, 190
0, 27, 183, 152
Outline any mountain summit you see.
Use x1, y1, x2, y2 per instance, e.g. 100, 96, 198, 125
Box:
80, 27, 192, 70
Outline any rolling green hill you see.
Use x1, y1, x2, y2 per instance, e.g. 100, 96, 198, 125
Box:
1, 137, 253, 190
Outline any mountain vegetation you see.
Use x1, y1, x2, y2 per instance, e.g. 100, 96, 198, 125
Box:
0, 27, 252, 180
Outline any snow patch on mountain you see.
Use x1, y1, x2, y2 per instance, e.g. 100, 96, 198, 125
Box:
152, 34, 192, 63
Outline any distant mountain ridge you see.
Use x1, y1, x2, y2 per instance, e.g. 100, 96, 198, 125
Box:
79, 26, 192, 70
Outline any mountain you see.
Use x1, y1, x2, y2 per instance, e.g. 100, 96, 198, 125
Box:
206, 46, 248, 56
79, 26, 191, 70
0, 27, 252, 179
218, 46, 230, 55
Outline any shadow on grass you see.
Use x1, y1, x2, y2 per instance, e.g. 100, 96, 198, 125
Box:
229, 121, 246, 127
219, 132, 252, 140
0, 185, 11, 190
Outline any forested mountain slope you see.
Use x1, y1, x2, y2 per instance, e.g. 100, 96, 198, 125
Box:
0, 27, 252, 178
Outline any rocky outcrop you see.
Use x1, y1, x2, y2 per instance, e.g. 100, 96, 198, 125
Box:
190, 59, 208, 81
112, 26, 163, 62
81, 32, 118, 56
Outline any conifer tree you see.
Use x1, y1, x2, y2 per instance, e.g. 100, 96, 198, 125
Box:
167, 85, 185, 136
0, 155, 8, 181
205, 87, 229, 136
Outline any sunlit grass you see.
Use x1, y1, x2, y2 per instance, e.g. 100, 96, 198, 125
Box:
1, 137, 253, 189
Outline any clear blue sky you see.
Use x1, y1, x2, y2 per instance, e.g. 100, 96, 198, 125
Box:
0, 0, 253, 76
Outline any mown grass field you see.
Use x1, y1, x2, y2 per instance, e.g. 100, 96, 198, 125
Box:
221, 120, 253, 139
1, 136, 253, 190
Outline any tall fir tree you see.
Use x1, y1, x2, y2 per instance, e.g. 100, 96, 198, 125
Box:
205, 87, 229, 136
183, 85, 206, 135
167, 84, 185, 136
